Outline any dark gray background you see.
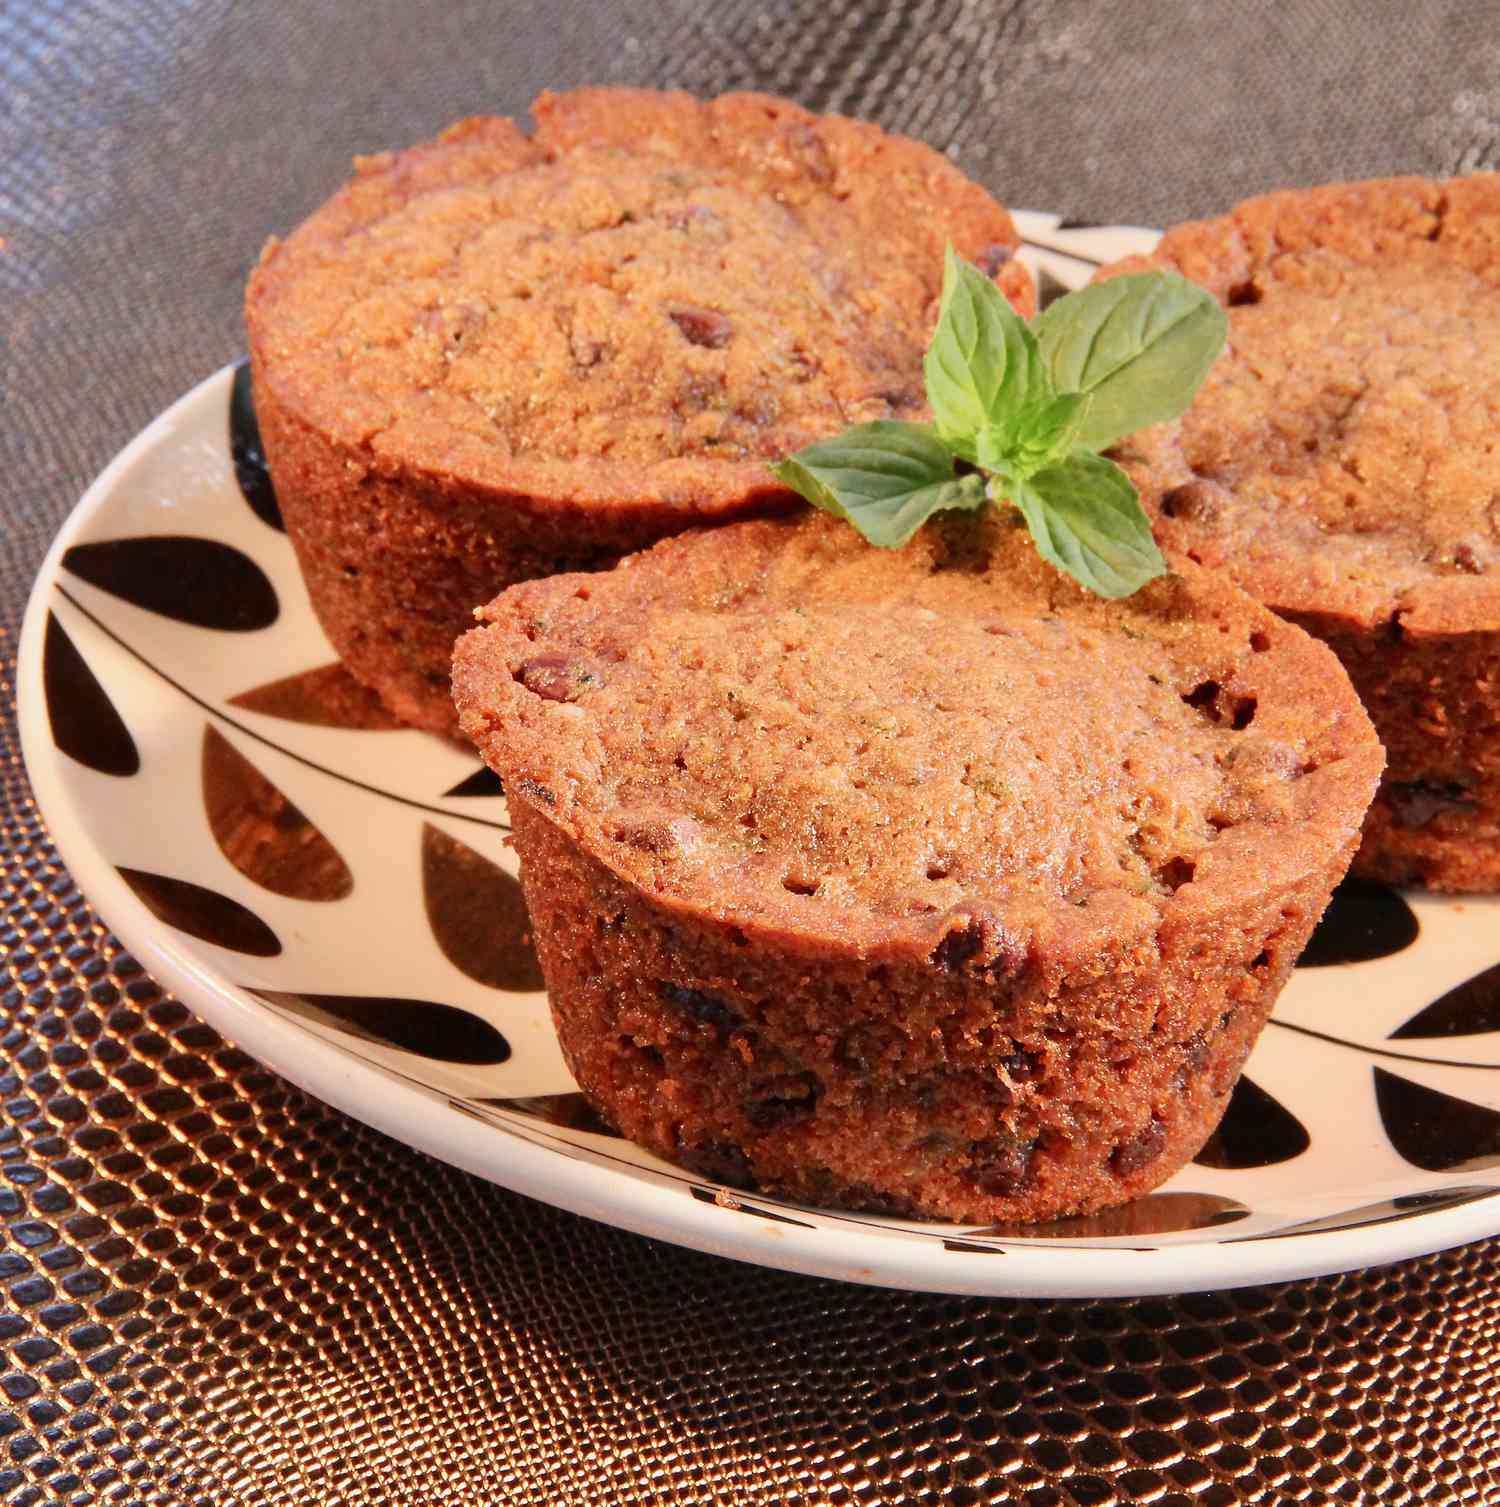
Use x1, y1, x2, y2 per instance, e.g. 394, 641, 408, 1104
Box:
5, 5, 1500, 1503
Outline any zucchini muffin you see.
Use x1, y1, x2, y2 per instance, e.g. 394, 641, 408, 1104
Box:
246, 88, 1032, 734
1104, 175, 1500, 890
452, 513, 1381, 1223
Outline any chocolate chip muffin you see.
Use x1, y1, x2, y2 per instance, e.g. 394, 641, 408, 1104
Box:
246, 88, 1032, 734
451, 512, 1381, 1223
1104, 174, 1500, 890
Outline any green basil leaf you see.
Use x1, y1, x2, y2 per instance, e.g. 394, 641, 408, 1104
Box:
771, 420, 988, 549
986, 391, 1093, 480
1007, 450, 1167, 598
1033, 272, 1227, 452
924, 244, 1048, 461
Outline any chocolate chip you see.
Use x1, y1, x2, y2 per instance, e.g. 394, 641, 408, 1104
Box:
968, 1133, 1036, 1197
615, 820, 671, 853
743, 1073, 819, 1130
657, 981, 741, 1032
676, 1139, 756, 1189
514, 778, 555, 808
977, 243, 1015, 276
515, 655, 604, 703
838, 1182, 919, 1218
669, 305, 733, 349
1111, 1118, 1167, 1176
613, 814, 701, 857
1184, 1032, 1214, 1075
1172, 1031, 1215, 1095
1386, 779, 1478, 829
932, 923, 982, 971
930, 907, 1025, 976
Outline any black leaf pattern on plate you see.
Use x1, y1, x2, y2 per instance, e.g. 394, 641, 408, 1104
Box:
972, 1191, 1247, 1240
1035, 266, 1071, 311
42, 612, 139, 777
1054, 217, 1103, 231
251, 990, 511, 1065
229, 662, 403, 730
481, 1094, 620, 1136
229, 360, 283, 531
421, 824, 544, 992
444, 767, 505, 799
117, 867, 281, 957
688, 1187, 814, 1227
63, 536, 278, 631
202, 725, 353, 901
1228, 1185, 1500, 1242
1374, 1067, 1500, 1173
1295, 879, 1419, 967
1390, 962, 1500, 1039
1193, 1076, 1310, 1169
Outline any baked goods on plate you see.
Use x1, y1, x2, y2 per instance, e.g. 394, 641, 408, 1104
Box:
246, 87, 1031, 733
452, 512, 1382, 1222
1106, 175, 1500, 890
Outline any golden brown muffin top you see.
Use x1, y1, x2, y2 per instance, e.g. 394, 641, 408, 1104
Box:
453, 513, 1381, 968
246, 88, 1031, 515
1107, 174, 1500, 634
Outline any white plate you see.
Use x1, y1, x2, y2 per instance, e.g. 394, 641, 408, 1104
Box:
18, 214, 1500, 1296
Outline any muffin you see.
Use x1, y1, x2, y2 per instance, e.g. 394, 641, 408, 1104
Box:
246, 87, 1032, 734
1103, 174, 1500, 890
451, 512, 1382, 1223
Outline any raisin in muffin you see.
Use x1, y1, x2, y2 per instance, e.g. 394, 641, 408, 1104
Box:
1104, 174, 1500, 890
246, 87, 1032, 734
452, 512, 1381, 1223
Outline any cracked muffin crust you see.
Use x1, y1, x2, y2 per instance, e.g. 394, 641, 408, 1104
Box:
452, 512, 1382, 1223
246, 88, 1032, 733
1103, 174, 1500, 889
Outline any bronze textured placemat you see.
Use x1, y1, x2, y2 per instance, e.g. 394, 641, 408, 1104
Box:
5, 2, 1500, 1502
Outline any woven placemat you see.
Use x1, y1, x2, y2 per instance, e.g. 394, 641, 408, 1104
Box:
6, 2, 1500, 1502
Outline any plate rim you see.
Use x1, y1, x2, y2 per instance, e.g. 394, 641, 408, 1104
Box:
18, 320, 1500, 1301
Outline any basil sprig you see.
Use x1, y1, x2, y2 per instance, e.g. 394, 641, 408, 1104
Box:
770, 247, 1227, 598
